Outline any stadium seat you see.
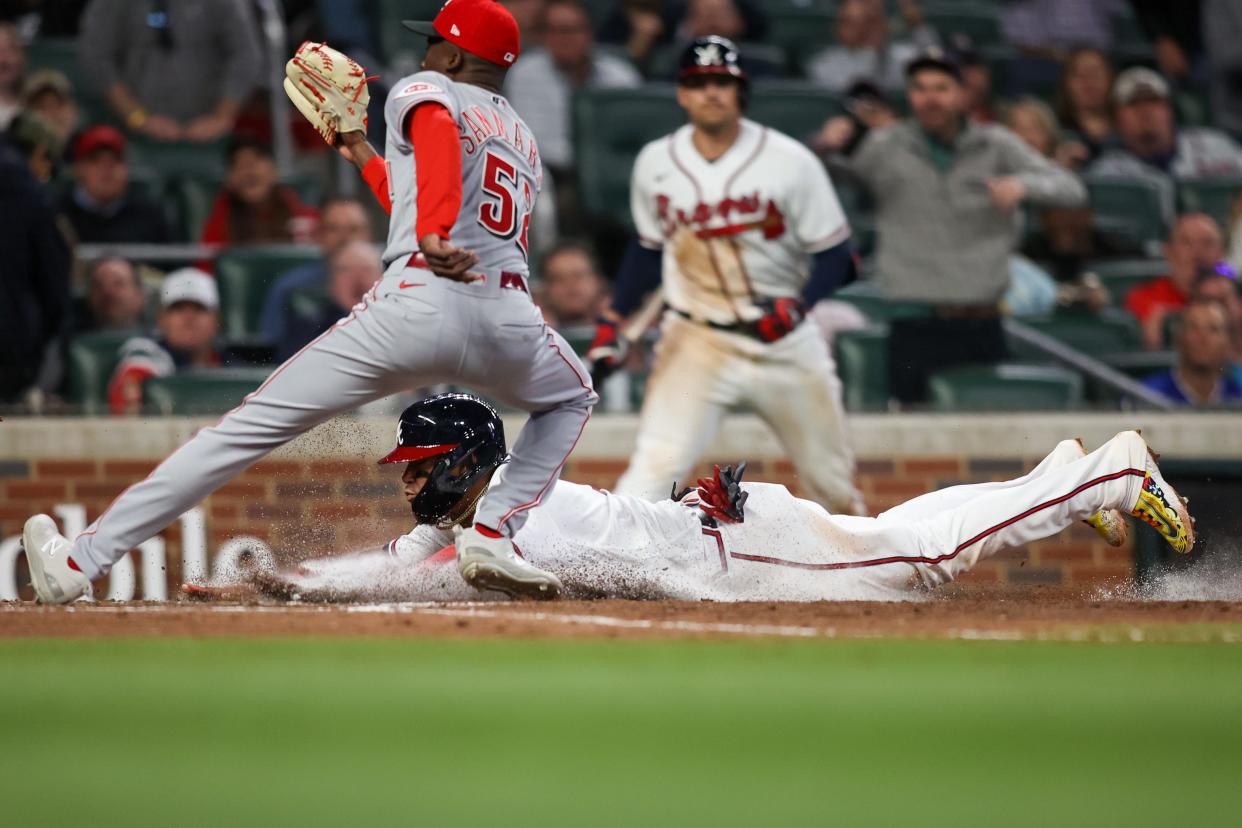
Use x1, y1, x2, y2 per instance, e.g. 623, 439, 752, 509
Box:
746, 81, 843, 142
128, 137, 228, 181
833, 325, 890, 411
164, 174, 220, 242
375, 0, 443, 67
66, 330, 142, 414
24, 37, 113, 124
1177, 178, 1242, 232
143, 368, 274, 416
1105, 350, 1176, 380
1084, 258, 1168, 306
1085, 176, 1168, 248
573, 85, 686, 225
215, 246, 323, 339
766, 7, 836, 71
927, 364, 1084, 411
1009, 309, 1142, 357
833, 280, 928, 323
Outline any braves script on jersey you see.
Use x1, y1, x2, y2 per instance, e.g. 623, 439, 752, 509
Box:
383, 70, 542, 274
631, 118, 850, 325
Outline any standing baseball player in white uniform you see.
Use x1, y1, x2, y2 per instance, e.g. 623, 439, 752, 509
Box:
589, 36, 865, 516
188, 394, 1194, 604
22, 0, 596, 604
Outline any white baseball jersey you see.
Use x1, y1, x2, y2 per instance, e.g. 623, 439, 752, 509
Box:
631, 118, 850, 325
382, 70, 542, 275
291, 432, 1149, 602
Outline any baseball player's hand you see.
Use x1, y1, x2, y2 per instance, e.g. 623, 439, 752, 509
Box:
419, 234, 483, 283
283, 41, 374, 147
587, 318, 629, 386
753, 297, 806, 343
987, 176, 1027, 212
695, 462, 749, 525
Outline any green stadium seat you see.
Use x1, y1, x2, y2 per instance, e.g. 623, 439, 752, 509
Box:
1177, 178, 1242, 231
375, 0, 443, 67
143, 368, 275, 416
923, 5, 1001, 47
1086, 176, 1168, 248
833, 280, 928, 323
928, 363, 1084, 411
573, 85, 686, 225
1009, 309, 1142, 357
1084, 258, 1167, 306
215, 246, 322, 339
164, 174, 219, 241
766, 7, 836, 70
129, 137, 228, 181
24, 38, 113, 124
746, 81, 843, 142
1105, 350, 1176, 380
66, 330, 142, 414
833, 325, 890, 411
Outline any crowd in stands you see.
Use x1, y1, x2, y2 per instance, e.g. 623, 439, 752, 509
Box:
2, 0, 1242, 414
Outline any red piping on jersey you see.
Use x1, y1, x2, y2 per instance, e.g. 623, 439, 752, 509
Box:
701, 527, 728, 572
668, 138, 746, 322
411, 103, 461, 240
493, 332, 593, 533
78, 286, 379, 543
723, 468, 1145, 572
720, 127, 767, 301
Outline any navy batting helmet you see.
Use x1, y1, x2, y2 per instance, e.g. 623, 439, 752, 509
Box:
378, 393, 507, 527
678, 35, 748, 105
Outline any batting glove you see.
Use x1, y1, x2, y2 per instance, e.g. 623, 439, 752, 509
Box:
587, 317, 629, 387
695, 462, 749, 525
753, 297, 806, 343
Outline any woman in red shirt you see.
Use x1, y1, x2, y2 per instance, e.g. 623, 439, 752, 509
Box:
200, 134, 318, 246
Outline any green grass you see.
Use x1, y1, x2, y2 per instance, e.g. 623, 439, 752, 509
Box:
2, 638, 1240, 827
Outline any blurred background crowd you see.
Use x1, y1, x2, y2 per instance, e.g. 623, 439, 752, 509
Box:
2, 0, 1241, 416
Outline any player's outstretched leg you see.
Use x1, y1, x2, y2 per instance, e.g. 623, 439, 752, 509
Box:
23, 292, 410, 604
908, 430, 1193, 586
876, 438, 1127, 545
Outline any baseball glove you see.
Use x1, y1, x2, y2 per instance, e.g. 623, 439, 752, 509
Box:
283, 41, 375, 146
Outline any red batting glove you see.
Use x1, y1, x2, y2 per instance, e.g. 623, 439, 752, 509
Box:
587, 317, 629, 387
695, 462, 749, 525
753, 297, 806, 343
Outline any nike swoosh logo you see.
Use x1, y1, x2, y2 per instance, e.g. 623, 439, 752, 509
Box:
398, 281, 426, 289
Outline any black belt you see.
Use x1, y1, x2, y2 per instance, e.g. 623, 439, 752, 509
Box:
671, 307, 756, 335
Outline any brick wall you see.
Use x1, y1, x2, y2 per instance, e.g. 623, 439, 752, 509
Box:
0, 450, 1133, 595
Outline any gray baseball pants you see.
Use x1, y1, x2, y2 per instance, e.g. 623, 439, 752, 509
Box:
71, 266, 598, 579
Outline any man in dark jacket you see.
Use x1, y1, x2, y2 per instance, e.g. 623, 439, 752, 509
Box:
0, 117, 71, 402
57, 124, 172, 244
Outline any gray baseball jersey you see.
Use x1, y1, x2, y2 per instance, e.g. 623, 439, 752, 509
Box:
67, 73, 597, 582
383, 70, 541, 274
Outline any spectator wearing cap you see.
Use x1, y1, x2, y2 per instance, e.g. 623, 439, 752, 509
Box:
0, 22, 24, 130
819, 48, 1086, 403
200, 135, 318, 248
107, 268, 239, 414
505, 0, 641, 173
806, 0, 937, 95
276, 240, 382, 362
0, 111, 71, 402
72, 255, 153, 336
80, 0, 261, 142
1141, 298, 1242, 406
1125, 213, 1226, 350
1088, 67, 1242, 219
1053, 48, 1116, 167
1203, 0, 1242, 140
20, 69, 80, 142
57, 125, 172, 244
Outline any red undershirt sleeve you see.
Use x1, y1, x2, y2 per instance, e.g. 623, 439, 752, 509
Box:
361, 156, 391, 214
409, 103, 461, 241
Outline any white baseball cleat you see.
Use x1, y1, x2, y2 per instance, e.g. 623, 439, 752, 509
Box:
455, 525, 562, 601
22, 514, 93, 605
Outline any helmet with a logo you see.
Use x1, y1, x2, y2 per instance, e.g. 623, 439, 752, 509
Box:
677, 35, 749, 106
378, 393, 507, 527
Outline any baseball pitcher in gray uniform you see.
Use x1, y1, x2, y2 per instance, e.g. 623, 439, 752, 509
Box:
22, 0, 595, 603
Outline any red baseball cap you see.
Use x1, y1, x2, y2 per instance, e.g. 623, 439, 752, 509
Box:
73, 124, 127, 160
402, 0, 520, 67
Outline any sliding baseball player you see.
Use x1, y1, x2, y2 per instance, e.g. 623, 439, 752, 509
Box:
22, 0, 596, 605
589, 36, 865, 516
184, 394, 1193, 604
